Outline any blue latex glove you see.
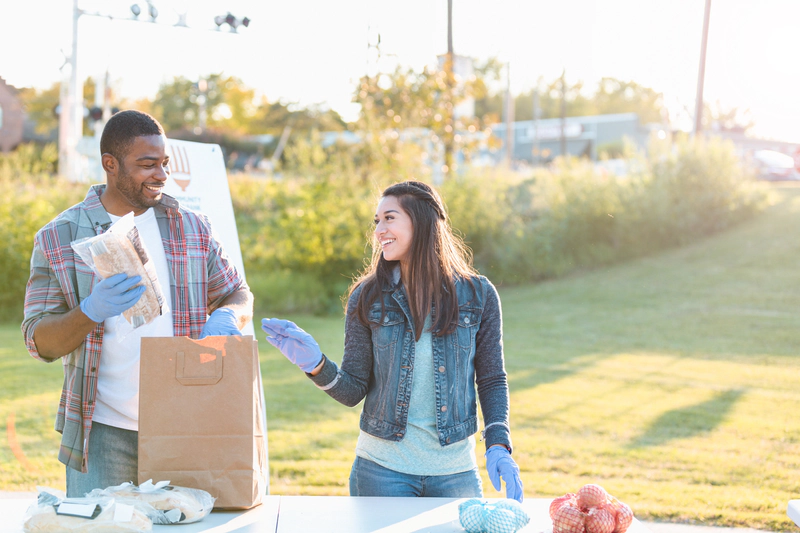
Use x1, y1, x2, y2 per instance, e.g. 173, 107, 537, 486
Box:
200, 307, 242, 339
261, 318, 323, 372
80, 273, 146, 323
485, 446, 524, 502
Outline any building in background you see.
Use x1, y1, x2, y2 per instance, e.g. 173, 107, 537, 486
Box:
489, 113, 649, 164
0, 77, 24, 153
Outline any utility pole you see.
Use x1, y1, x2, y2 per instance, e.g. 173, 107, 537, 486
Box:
532, 86, 540, 166
560, 70, 567, 157
504, 63, 514, 166
694, 0, 712, 136
443, 0, 455, 178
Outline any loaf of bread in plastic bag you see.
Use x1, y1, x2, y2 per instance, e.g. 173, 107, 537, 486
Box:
23, 498, 151, 533
89, 231, 162, 328
89, 481, 215, 524
70, 212, 167, 330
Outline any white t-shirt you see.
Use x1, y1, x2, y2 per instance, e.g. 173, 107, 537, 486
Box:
93, 208, 174, 431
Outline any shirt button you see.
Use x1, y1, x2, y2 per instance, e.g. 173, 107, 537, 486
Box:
441, 405, 447, 412
90, 367, 96, 372
446, 437, 451, 444
384, 316, 389, 323
438, 366, 445, 373
464, 317, 470, 324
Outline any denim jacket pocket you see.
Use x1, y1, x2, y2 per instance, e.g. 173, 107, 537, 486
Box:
368, 308, 405, 348
456, 308, 480, 351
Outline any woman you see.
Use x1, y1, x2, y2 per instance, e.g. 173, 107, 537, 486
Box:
261, 180, 523, 501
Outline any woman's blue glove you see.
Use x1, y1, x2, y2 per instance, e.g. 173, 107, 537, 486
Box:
261, 318, 323, 372
485, 446, 524, 502
80, 273, 145, 323
200, 307, 241, 339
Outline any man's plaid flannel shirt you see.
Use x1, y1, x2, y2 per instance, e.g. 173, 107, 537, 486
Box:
21, 184, 248, 473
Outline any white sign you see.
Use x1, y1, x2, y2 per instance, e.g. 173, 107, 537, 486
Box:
163, 138, 254, 336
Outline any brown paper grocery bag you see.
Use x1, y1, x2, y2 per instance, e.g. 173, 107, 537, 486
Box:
138, 335, 269, 509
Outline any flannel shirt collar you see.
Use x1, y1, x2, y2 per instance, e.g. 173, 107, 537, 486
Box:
84, 184, 181, 231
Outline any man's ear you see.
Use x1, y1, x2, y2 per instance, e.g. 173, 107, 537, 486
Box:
101, 153, 118, 175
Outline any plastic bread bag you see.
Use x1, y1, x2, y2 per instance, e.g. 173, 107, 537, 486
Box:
86, 480, 215, 525
71, 212, 169, 333
23, 487, 152, 533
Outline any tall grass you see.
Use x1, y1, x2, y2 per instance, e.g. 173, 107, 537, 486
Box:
233, 136, 768, 313
3, 186, 799, 531
0, 137, 767, 320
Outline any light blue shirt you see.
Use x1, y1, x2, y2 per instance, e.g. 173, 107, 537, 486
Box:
355, 315, 477, 475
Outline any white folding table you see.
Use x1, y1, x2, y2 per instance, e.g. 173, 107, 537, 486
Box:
1, 495, 653, 533
788, 500, 800, 528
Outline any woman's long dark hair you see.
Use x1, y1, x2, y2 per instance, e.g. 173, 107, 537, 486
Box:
348, 181, 478, 341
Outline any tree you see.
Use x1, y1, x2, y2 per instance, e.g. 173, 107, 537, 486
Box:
475, 73, 666, 124
17, 78, 103, 137
593, 77, 664, 123
703, 100, 754, 133
17, 83, 60, 135
350, 57, 494, 177
249, 99, 346, 136
151, 74, 346, 140
151, 75, 221, 133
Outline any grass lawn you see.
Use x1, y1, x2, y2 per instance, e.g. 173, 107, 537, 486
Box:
2, 186, 799, 531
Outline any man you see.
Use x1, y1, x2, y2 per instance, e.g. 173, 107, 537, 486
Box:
22, 110, 253, 496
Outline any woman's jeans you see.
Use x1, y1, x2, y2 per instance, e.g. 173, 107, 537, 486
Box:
349, 456, 483, 498
66, 422, 138, 497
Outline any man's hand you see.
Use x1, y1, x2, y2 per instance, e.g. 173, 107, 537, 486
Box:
200, 307, 242, 338
261, 318, 323, 372
79, 273, 145, 323
485, 446, 524, 502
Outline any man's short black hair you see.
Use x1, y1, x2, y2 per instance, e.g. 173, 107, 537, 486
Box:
100, 110, 164, 161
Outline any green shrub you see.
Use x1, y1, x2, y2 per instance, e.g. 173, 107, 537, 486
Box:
0, 144, 85, 322
0, 137, 768, 321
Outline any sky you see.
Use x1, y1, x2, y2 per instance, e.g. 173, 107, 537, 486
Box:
2, 0, 799, 142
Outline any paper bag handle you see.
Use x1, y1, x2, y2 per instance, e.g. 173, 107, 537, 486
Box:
175, 350, 223, 385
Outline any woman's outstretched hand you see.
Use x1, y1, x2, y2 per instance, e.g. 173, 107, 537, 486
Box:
485, 446, 524, 502
261, 318, 323, 372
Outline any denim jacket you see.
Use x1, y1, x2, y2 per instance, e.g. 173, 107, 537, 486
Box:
309, 274, 512, 452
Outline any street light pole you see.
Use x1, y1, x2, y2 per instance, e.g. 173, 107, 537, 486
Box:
694, 0, 712, 136
58, 0, 84, 181
56, 1, 251, 182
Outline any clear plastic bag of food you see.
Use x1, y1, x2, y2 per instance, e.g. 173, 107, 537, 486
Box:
71, 212, 169, 332
23, 487, 152, 533
87, 480, 215, 525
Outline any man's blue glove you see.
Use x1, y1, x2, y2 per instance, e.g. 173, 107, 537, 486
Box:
485, 446, 524, 502
261, 318, 323, 372
200, 307, 242, 339
80, 273, 146, 323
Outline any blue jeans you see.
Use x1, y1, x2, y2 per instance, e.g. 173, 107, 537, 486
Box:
349, 456, 483, 498
66, 422, 138, 497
